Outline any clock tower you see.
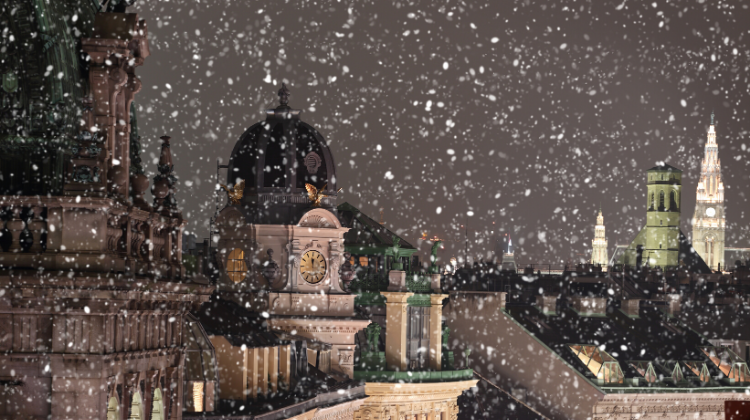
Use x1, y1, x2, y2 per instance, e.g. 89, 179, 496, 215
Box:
692, 112, 726, 271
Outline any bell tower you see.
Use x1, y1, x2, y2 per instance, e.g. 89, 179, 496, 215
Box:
692, 112, 726, 272
590, 207, 608, 270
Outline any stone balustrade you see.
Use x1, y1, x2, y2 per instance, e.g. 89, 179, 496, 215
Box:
0, 196, 186, 279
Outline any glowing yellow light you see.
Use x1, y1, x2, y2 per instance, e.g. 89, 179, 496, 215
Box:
192, 382, 204, 412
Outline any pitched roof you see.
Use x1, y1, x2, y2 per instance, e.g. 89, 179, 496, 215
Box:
505, 301, 727, 389
337, 202, 416, 251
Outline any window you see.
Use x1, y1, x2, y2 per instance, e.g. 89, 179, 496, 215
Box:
358, 256, 369, 266
227, 248, 248, 283
569, 344, 623, 383
700, 346, 750, 383
629, 361, 657, 383
406, 307, 430, 370
649, 192, 655, 210
659, 191, 665, 210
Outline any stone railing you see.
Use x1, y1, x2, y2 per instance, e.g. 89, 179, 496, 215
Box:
406, 272, 432, 293
353, 368, 473, 383
0, 205, 48, 253
0, 196, 185, 279
348, 271, 389, 292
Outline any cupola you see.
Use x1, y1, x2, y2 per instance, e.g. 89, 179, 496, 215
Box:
226, 84, 339, 224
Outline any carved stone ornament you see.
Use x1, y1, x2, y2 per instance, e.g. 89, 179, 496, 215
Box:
304, 152, 322, 174
262, 248, 280, 282
299, 214, 332, 228
340, 252, 355, 288
72, 165, 101, 183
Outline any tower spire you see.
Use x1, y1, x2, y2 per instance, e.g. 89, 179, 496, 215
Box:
711, 109, 714, 126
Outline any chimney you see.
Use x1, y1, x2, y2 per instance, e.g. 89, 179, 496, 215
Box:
621, 299, 641, 317
570, 296, 607, 316
665, 294, 681, 316
536, 295, 558, 315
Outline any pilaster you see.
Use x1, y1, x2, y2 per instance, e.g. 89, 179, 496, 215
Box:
380, 292, 414, 371
429, 294, 448, 371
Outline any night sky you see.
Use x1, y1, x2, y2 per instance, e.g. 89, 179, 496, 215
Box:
133, 0, 750, 266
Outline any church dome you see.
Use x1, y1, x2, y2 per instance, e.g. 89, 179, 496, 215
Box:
227, 84, 339, 224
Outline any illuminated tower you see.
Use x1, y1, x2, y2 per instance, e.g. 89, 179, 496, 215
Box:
692, 112, 726, 271
590, 208, 609, 270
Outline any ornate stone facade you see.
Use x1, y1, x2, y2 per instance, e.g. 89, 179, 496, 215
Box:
692, 113, 726, 271
593, 392, 746, 419
353, 382, 473, 420
0, 5, 214, 420
590, 208, 608, 270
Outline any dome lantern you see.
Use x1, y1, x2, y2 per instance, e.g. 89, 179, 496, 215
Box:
226, 84, 339, 224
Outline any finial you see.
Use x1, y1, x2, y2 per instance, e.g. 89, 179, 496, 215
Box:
711, 110, 714, 126
278, 83, 290, 107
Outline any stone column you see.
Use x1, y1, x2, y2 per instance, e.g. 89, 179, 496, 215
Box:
429, 294, 448, 371
380, 292, 414, 371
260, 347, 270, 396
270, 346, 279, 393
249, 347, 259, 400
279, 344, 291, 390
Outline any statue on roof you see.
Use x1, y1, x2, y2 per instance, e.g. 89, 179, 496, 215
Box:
365, 322, 381, 353
430, 239, 442, 273
278, 83, 290, 108
391, 235, 403, 270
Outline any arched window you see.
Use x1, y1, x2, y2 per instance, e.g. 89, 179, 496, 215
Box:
659, 191, 665, 211
151, 388, 165, 420
227, 248, 248, 283
129, 391, 144, 420
106, 396, 120, 420
649, 192, 655, 210
670, 191, 678, 210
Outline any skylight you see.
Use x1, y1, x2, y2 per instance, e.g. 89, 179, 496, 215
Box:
700, 346, 750, 383
569, 344, 623, 384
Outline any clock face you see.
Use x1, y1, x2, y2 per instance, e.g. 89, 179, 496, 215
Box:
300, 250, 327, 284
705, 207, 716, 217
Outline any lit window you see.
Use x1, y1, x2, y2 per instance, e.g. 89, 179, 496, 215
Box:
701, 346, 750, 383
227, 248, 248, 283
683, 361, 711, 383
359, 256, 369, 266
629, 361, 657, 383
192, 381, 204, 412
569, 344, 623, 384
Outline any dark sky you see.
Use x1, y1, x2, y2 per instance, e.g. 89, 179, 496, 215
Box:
133, 0, 750, 265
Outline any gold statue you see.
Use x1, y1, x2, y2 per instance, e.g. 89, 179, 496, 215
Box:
305, 183, 342, 207
220, 179, 245, 205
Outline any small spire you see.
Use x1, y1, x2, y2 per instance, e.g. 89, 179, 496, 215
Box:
278, 83, 290, 107
711, 110, 714, 126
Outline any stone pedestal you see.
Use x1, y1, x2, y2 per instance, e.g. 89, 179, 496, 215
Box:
380, 292, 413, 371
429, 294, 448, 371
387, 270, 407, 292
430, 273, 442, 293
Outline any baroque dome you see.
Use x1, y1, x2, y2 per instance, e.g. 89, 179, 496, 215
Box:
227, 84, 339, 224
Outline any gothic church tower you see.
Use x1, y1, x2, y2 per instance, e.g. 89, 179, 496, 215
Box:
590, 208, 608, 270
692, 112, 726, 271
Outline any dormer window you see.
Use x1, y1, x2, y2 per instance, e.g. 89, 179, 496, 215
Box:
227, 248, 248, 283
569, 344, 623, 384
